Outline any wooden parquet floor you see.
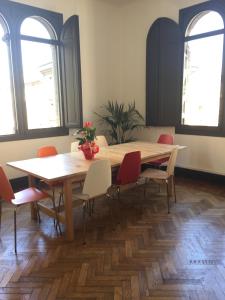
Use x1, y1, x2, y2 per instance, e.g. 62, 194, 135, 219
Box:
1, 176, 225, 300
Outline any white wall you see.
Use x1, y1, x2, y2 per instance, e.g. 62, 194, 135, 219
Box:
2, 0, 224, 178
116, 0, 225, 176
1, 0, 120, 178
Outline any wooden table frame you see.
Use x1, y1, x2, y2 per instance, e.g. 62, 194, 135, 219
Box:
7, 141, 182, 241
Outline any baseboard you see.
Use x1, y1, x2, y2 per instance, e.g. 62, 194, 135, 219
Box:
175, 167, 225, 183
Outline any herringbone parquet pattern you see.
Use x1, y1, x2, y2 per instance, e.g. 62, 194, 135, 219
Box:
1, 176, 225, 299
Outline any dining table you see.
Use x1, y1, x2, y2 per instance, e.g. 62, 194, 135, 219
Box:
7, 141, 184, 241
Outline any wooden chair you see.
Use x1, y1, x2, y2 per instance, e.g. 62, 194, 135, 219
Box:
0, 166, 52, 254
37, 146, 62, 233
140, 148, 178, 213
72, 159, 112, 243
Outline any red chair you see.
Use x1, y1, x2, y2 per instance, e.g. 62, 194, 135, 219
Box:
149, 134, 174, 167
0, 166, 50, 254
37, 146, 58, 157
114, 151, 141, 199
37, 146, 62, 233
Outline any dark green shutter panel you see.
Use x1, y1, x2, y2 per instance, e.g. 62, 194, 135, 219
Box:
146, 18, 182, 126
61, 15, 82, 128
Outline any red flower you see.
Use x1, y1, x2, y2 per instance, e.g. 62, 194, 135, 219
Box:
84, 121, 93, 128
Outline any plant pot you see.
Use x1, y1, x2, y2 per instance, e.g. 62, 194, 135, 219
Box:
82, 148, 95, 160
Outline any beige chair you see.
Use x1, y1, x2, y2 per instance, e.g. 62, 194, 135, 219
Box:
71, 141, 79, 152
95, 135, 108, 147
140, 148, 178, 213
73, 159, 112, 242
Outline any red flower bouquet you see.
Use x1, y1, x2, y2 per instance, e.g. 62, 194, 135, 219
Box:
76, 122, 99, 160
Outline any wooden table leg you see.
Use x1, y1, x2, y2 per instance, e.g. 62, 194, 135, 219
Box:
28, 175, 37, 220
64, 178, 74, 241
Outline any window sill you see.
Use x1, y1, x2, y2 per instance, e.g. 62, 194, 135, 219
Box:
0, 127, 69, 142
175, 125, 225, 137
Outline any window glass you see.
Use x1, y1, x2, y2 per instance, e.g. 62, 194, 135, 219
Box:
0, 20, 16, 135
186, 11, 224, 37
20, 17, 53, 39
21, 41, 60, 129
182, 12, 224, 126
21, 18, 60, 129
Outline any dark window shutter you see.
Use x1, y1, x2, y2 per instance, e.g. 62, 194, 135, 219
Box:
146, 18, 182, 126
60, 15, 83, 128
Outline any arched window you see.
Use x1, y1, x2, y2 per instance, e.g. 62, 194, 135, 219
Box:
20, 17, 60, 129
0, 1, 82, 141
181, 10, 224, 127
0, 17, 16, 135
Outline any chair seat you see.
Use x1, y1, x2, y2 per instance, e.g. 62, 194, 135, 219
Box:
147, 157, 169, 166
12, 187, 49, 206
73, 193, 89, 201
140, 168, 169, 180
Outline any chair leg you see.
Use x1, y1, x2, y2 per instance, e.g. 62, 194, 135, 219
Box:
0, 200, 2, 232
59, 185, 64, 207
158, 183, 160, 193
117, 186, 120, 201
51, 198, 62, 235
83, 201, 87, 244
52, 190, 56, 227
58, 192, 63, 213
88, 199, 93, 216
35, 202, 41, 223
91, 198, 95, 215
172, 176, 177, 203
144, 178, 149, 198
14, 207, 17, 254
166, 180, 170, 214
106, 193, 115, 230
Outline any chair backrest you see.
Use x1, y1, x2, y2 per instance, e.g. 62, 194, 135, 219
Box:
95, 135, 108, 147
83, 160, 111, 198
157, 134, 174, 145
166, 148, 178, 176
0, 166, 15, 202
37, 146, 58, 157
116, 151, 141, 185
71, 141, 79, 152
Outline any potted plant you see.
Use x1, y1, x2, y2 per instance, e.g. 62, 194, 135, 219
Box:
95, 101, 144, 144
76, 122, 99, 159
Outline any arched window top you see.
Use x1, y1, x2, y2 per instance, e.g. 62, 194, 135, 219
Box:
0, 21, 4, 37
0, 15, 8, 36
186, 11, 224, 37
20, 17, 55, 39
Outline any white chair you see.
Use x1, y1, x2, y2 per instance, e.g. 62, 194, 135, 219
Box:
71, 141, 79, 152
73, 159, 112, 242
95, 135, 108, 147
140, 148, 178, 213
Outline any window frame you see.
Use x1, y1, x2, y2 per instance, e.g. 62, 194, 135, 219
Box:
0, 0, 69, 142
176, 1, 225, 137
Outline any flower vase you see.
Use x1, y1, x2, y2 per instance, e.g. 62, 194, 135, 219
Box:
79, 142, 99, 160
82, 148, 95, 160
